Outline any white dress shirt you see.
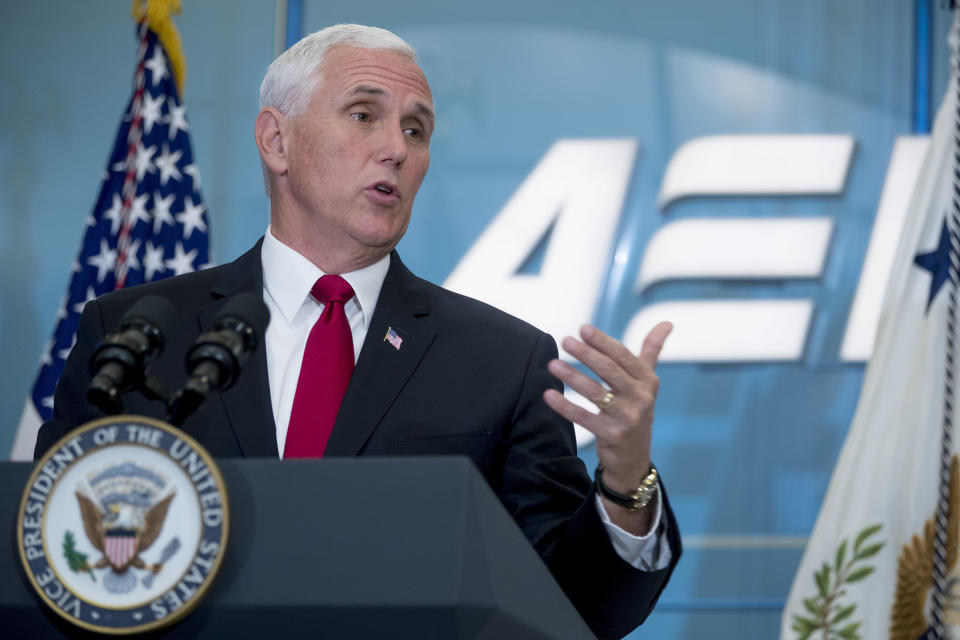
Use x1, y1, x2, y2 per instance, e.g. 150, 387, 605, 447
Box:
260, 227, 670, 570
261, 227, 389, 455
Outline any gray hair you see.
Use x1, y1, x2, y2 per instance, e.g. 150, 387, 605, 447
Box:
259, 24, 419, 117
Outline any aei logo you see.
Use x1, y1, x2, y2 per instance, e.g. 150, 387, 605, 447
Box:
443, 135, 929, 445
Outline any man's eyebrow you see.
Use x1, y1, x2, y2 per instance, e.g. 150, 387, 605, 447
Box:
413, 101, 435, 124
349, 85, 386, 97
348, 85, 435, 123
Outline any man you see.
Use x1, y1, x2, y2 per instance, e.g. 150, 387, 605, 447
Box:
36, 24, 679, 639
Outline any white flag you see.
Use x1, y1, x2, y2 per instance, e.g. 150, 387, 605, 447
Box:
781, 15, 960, 640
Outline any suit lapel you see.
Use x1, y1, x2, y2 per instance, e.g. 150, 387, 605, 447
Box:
202, 239, 279, 457
325, 252, 436, 456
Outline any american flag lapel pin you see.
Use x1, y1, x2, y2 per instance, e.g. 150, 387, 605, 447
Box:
384, 326, 403, 350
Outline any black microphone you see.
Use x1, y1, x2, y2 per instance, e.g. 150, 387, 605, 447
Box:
186, 293, 269, 391
88, 295, 178, 414
169, 293, 269, 425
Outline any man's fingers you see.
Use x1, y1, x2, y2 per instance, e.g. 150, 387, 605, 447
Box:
579, 324, 641, 375
638, 321, 673, 369
546, 325, 669, 498
561, 336, 631, 391
547, 359, 631, 421
548, 360, 606, 403
543, 389, 606, 434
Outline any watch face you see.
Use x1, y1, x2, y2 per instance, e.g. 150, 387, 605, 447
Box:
18, 415, 229, 634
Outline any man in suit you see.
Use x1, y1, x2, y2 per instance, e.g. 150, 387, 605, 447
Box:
36, 24, 679, 639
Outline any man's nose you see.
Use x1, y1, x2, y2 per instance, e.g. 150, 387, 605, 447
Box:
376, 122, 408, 167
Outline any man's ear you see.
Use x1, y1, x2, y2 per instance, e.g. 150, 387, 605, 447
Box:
255, 107, 289, 176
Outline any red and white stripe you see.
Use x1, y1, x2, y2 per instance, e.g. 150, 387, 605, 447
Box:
105, 534, 137, 568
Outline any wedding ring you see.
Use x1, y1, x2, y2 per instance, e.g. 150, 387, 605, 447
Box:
596, 391, 614, 411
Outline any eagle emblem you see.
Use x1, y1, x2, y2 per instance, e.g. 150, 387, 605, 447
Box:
890, 455, 960, 638
19, 416, 229, 633
68, 462, 177, 594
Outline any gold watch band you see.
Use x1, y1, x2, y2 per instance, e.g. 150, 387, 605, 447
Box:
595, 464, 658, 511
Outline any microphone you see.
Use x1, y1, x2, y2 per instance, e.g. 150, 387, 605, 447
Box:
88, 295, 178, 415
186, 293, 269, 392
170, 293, 269, 425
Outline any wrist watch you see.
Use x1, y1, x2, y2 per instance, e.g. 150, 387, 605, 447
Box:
595, 464, 658, 511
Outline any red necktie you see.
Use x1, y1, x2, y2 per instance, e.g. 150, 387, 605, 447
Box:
284, 275, 356, 458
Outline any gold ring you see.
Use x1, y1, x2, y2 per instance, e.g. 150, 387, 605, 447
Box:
597, 391, 614, 410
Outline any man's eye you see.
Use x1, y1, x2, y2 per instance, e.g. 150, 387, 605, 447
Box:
352, 112, 370, 122
403, 127, 421, 138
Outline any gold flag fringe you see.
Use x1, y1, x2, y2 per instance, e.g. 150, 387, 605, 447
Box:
131, 0, 186, 96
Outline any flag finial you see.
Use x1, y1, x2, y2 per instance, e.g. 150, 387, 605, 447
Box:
131, 0, 186, 96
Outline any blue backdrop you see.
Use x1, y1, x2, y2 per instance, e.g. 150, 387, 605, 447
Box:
0, 1, 952, 637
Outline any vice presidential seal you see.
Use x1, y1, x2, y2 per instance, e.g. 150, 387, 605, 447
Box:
17, 416, 229, 634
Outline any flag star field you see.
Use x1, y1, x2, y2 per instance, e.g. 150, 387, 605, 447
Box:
28, 28, 210, 420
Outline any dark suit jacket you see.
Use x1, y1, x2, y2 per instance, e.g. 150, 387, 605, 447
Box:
36, 240, 680, 639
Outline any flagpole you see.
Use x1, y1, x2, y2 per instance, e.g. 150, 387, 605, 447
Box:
931, 7, 960, 637
114, 15, 150, 289
915, 0, 933, 134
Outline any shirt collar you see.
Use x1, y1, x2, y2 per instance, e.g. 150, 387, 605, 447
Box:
261, 226, 390, 327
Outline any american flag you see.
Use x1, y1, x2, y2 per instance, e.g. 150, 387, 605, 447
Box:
10, 23, 209, 459
384, 327, 403, 351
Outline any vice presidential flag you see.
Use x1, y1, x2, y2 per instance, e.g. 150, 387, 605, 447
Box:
9, 15, 209, 460
781, 14, 960, 640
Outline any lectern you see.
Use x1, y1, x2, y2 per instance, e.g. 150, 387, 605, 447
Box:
2, 457, 596, 639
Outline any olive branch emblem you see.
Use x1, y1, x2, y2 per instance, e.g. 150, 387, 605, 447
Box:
792, 523, 884, 640
62, 530, 95, 582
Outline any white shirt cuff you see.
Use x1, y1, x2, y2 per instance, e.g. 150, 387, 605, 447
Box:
594, 481, 673, 571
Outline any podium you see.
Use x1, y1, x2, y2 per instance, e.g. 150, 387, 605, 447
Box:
1, 457, 596, 639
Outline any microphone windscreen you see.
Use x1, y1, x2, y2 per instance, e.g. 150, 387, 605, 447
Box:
118, 295, 179, 336
214, 292, 270, 336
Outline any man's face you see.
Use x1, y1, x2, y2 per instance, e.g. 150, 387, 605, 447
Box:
281, 46, 434, 266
